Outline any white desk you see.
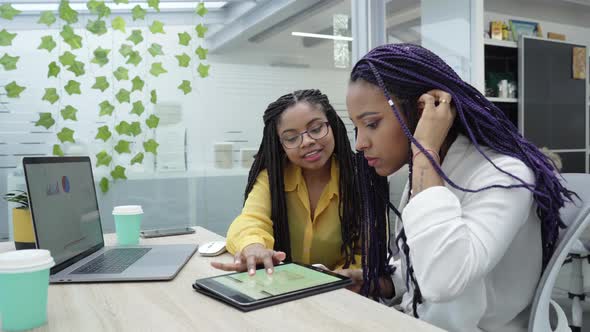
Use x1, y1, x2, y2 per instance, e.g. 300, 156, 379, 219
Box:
0, 227, 445, 332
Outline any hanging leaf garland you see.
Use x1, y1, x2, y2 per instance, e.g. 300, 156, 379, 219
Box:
38, 11, 57, 26
38, 36, 57, 53
2, 1, 211, 192
0, 4, 21, 20
0, 53, 18, 70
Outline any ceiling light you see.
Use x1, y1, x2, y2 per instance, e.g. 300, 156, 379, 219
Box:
291, 32, 353, 41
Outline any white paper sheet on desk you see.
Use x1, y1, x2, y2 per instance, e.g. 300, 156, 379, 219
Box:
156, 125, 186, 172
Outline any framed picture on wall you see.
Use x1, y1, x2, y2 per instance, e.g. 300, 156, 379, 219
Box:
510, 19, 541, 41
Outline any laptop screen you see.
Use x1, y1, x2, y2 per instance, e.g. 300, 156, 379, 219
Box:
24, 157, 104, 266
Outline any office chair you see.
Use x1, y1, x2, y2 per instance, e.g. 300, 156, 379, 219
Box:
529, 173, 590, 332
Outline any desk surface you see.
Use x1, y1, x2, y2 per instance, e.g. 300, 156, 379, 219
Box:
0, 227, 444, 332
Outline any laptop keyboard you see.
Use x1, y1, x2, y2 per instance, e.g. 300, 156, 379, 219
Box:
71, 248, 151, 274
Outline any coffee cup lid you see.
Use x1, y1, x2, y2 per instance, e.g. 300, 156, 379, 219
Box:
0, 249, 55, 274
113, 205, 143, 215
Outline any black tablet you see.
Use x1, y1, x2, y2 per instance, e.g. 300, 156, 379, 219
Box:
192, 262, 352, 311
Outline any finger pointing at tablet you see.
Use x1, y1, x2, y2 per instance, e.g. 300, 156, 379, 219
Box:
211, 243, 286, 275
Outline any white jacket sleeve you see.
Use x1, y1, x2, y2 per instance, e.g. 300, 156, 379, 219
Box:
401, 157, 535, 302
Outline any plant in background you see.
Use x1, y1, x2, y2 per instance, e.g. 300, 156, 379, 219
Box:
0, 1, 210, 193
2, 190, 29, 209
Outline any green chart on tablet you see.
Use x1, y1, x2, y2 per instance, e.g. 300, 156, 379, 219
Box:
214, 263, 341, 300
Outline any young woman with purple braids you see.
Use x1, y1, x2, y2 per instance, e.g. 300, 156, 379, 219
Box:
341, 44, 574, 331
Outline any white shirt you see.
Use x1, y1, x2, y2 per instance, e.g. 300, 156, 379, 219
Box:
391, 134, 542, 332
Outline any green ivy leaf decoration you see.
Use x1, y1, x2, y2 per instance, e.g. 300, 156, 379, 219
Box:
148, 43, 164, 57
60, 105, 78, 121
92, 76, 110, 92
119, 44, 133, 57
195, 46, 208, 60
111, 166, 127, 180
116, 88, 131, 103
115, 120, 131, 135
87, 0, 111, 19
130, 152, 144, 165
91, 47, 110, 67
42, 88, 60, 104
38, 36, 57, 53
86, 0, 101, 13
178, 80, 192, 95
5, 81, 25, 98
99, 100, 115, 116
147, 0, 160, 12
132, 5, 146, 21
195, 24, 207, 38
86, 19, 107, 36
61, 25, 82, 49
127, 30, 143, 45
131, 76, 144, 92
150, 90, 157, 104
0, 53, 19, 70
175, 53, 191, 67
0, 29, 17, 46
66, 60, 85, 77
64, 80, 81, 95
113, 66, 129, 81
38, 11, 57, 26
146, 114, 160, 129
111, 16, 126, 33
95, 125, 112, 141
57, 127, 75, 143
114, 140, 131, 154
195, 2, 208, 17
99, 177, 109, 193
149, 62, 167, 77
59, 51, 76, 66
198, 63, 210, 78
130, 122, 142, 136
149, 20, 165, 34
96, 151, 112, 167
0, 4, 22, 20
130, 101, 144, 116
178, 32, 191, 46
59, 0, 79, 24
48, 62, 61, 78
126, 51, 142, 66
35, 113, 56, 129
143, 139, 159, 155
53, 144, 64, 156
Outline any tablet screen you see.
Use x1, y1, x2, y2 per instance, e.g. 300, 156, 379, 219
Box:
195, 263, 348, 303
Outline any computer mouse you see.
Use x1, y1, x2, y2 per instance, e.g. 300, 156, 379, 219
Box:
198, 241, 227, 257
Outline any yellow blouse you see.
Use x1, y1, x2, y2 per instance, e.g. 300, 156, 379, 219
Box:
226, 158, 361, 270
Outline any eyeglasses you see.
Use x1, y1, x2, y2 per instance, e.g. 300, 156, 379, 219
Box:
280, 121, 330, 149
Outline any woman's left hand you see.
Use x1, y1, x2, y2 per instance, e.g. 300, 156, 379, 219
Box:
413, 89, 456, 154
333, 268, 395, 298
333, 268, 363, 293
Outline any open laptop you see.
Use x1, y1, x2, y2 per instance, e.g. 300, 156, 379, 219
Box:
23, 156, 198, 283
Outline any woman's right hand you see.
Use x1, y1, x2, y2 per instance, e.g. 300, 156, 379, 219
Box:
210, 243, 286, 276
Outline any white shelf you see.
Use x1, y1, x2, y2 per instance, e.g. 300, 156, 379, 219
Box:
484, 39, 518, 48
488, 97, 518, 103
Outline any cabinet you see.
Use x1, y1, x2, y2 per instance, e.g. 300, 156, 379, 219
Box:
484, 38, 518, 127
484, 36, 589, 173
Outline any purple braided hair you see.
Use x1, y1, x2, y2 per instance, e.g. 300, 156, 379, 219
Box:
351, 43, 575, 317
